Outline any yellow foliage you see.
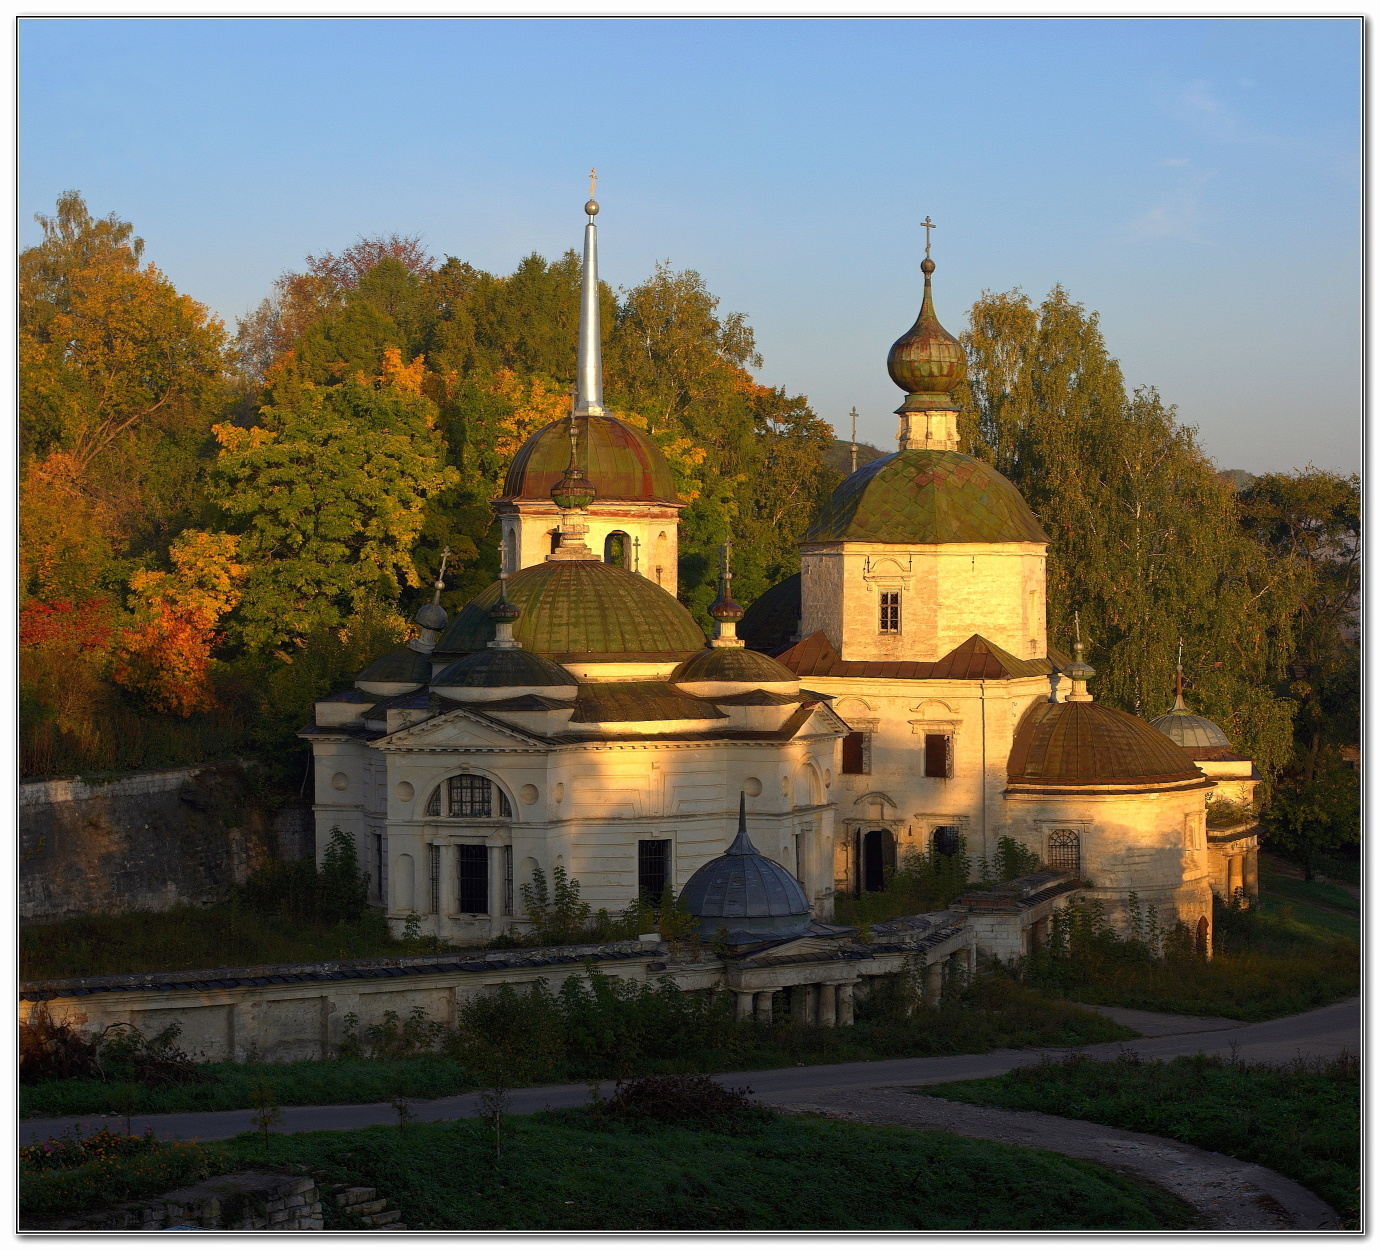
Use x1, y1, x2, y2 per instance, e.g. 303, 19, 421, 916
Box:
380, 346, 427, 396
212, 423, 277, 453
487, 369, 573, 460
614, 408, 708, 503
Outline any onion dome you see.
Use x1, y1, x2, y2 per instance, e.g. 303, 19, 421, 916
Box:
434, 559, 705, 662
499, 415, 679, 505
709, 586, 744, 623
680, 794, 813, 939
410, 547, 452, 653
1008, 700, 1204, 789
805, 449, 1048, 545
671, 647, 797, 685
356, 648, 432, 695
431, 648, 575, 694
887, 256, 967, 414
738, 573, 801, 654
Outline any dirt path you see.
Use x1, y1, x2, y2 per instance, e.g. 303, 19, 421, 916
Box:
777, 1091, 1338, 1231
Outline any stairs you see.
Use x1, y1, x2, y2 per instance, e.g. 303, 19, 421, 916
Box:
331, 1185, 405, 1230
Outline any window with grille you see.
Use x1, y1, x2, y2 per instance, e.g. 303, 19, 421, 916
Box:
1048, 829, 1081, 874
426, 776, 511, 818
841, 731, 869, 775
638, 839, 671, 901
429, 844, 441, 914
878, 591, 901, 634
503, 845, 514, 916
458, 844, 489, 913
924, 734, 950, 778
370, 829, 384, 902
498, 788, 512, 818
932, 825, 962, 857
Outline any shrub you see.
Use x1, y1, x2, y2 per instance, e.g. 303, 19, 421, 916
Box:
20, 1006, 101, 1082
602, 1073, 766, 1128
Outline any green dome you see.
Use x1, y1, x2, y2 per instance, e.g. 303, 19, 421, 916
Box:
432, 649, 575, 690
500, 414, 679, 504
887, 263, 967, 413
356, 648, 431, 687
805, 449, 1049, 546
672, 648, 797, 685
434, 560, 706, 661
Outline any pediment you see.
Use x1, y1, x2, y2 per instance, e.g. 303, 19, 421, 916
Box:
377, 703, 548, 749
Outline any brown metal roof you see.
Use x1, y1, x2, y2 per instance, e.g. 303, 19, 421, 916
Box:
1007, 699, 1204, 788
773, 630, 1060, 681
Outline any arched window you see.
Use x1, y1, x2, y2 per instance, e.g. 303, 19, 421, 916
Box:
1048, 829, 1081, 874
932, 825, 962, 857
604, 531, 630, 568
1196, 915, 1210, 955
425, 775, 512, 818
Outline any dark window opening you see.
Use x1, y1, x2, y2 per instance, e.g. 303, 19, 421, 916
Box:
841, 731, 869, 775
425, 787, 441, 817
549, 529, 561, 554
862, 829, 896, 893
503, 845, 514, 916
371, 830, 384, 902
924, 733, 950, 778
1048, 829, 1081, 874
638, 839, 672, 901
932, 825, 962, 857
498, 788, 512, 818
458, 844, 489, 914
879, 590, 901, 634
449, 775, 492, 817
604, 531, 630, 568
429, 844, 441, 915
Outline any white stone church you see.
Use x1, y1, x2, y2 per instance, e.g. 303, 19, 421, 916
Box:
303, 197, 1259, 954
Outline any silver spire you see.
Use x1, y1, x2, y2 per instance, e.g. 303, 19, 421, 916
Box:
575, 169, 605, 417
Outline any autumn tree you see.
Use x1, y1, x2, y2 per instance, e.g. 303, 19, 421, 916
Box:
955, 286, 1306, 782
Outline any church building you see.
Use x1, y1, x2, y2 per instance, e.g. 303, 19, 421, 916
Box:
304, 195, 1258, 955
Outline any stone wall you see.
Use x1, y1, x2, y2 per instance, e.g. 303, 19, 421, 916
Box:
20, 762, 313, 923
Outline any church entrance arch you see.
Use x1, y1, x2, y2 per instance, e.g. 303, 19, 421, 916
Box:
862, 829, 896, 894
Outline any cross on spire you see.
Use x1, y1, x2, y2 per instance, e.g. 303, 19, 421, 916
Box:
589, 167, 597, 198
921, 215, 936, 258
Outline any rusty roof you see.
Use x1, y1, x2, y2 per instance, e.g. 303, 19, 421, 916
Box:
1007, 699, 1204, 788
774, 630, 1061, 681
498, 414, 680, 505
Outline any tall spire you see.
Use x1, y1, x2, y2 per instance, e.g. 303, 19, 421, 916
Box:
849, 406, 859, 475
575, 172, 606, 418
725, 790, 760, 856
708, 534, 746, 648
1172, 637, 1188, 711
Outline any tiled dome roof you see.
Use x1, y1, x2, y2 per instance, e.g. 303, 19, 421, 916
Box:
431, 649, 575, 689
1150, 707, 1233, 752
671, 648, 797, 685
805, 449, 1049, 546
434, 560, 705, 662
499, 414, 679, 504
356, 648, 431, 688
1008, 699, 1203, 788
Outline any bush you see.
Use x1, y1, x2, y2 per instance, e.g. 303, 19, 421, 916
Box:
20, 1126, 223, 1216
20, 1008, 209, 1086
602, 1074, 767, 1128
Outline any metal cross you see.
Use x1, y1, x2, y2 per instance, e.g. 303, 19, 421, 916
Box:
849, 406, 859, 475
437, 546, 451, 586
589, 168, 597, 198
921, 215, 937, 258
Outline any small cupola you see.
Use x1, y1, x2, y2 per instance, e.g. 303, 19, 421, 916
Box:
408, 547, 452, 655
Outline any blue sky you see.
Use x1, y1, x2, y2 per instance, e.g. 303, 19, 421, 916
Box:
19, 17, 1360, 473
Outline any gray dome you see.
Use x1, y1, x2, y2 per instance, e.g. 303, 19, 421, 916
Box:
356, 648, 431, 688
1151, 706, 1232, 752
432, 649, 575, 689
680, 796, 812, 939
415, 601, 448, 631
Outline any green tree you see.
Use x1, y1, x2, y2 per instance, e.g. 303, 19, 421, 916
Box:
955, 286, 1305, 781
210, 375, 457, 650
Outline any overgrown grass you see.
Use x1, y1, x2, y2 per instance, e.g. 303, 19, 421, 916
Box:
19, 905, 417, 980
212, 1112, 1200, 1230
925, 1050, 1360, 1225
21, 973, 1132, 1118
1018, 893, 1358, 1022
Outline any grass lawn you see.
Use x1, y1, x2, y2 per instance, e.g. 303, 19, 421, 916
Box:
924, 1051, 1359, 1225
21, 981, 1133, 1119
213, 1112, 1200, 1230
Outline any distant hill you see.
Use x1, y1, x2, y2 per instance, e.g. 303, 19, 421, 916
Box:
825, 438, 887, 477
1219, 469, 1257, 492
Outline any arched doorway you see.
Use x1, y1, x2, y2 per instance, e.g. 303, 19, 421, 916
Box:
604, 531, 630, 568
1196, 915, 1209, 955
862, 829, 896, 894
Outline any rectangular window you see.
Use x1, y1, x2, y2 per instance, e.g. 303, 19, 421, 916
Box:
638, 839, 672, 901
457, 844, 489, 914
429, 844, 441, 915
449, 775, 492, 818
1048, 829, 1081, 874
924, 734, 950, 778
498, 788, 512, 819
503, 845, 514, 916
370, 829, 384, 902
932, 825, 962, 857
879, 591, 901, 634
841, 731, 870, 775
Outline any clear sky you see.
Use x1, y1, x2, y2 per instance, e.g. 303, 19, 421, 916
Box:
19, 16, 1361, 474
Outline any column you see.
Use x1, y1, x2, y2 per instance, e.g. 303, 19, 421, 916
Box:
1228, 856, 1242, 902
818, 983, 838, 1027
441, 843, 458, 922
792, 985, 810, 1025
754, 991, 774, 1025
735, 991, 755, 1023
837, 983, 855, 1027
1245, 847, 1259, 904
964, 944, 977, 976
925, 959, 943, 1009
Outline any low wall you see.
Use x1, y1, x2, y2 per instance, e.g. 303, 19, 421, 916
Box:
20, 762, 313, 923
19, 924, 974, 1064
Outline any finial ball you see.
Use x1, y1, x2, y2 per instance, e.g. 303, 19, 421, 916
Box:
920, 257, 936, 276
585, 199, 599, 217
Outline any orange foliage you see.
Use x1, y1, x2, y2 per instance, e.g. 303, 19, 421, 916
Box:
379, 345, 427, 395
486, 369, 574, 460
20, 451, 117, 602
113, 532, 245, 717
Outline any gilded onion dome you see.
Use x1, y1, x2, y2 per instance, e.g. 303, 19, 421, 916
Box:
887, 257, 967, 414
